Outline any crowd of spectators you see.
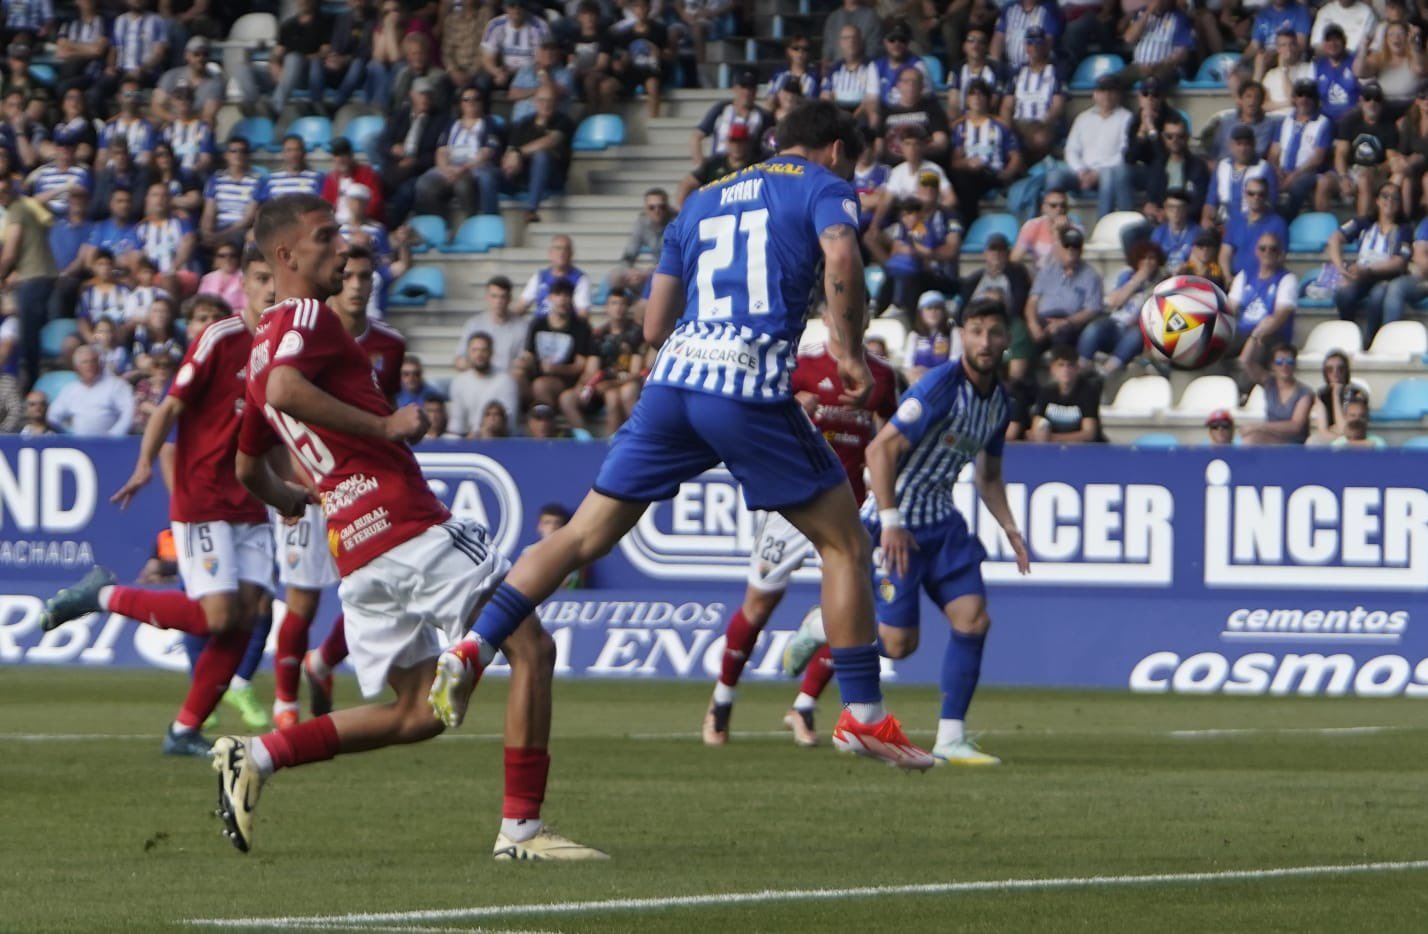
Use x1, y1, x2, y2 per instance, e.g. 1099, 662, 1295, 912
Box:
2, 0, 1426, 447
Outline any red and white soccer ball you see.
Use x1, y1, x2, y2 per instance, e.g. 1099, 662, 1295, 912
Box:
1138, 275, 1235, 370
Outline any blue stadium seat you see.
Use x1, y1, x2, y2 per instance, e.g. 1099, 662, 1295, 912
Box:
32, 369, 78, 400
1288, 212, 1339, 253
28, 63, 56, 87
572, 114, 626, 152
1132, 433, 1180, 448
342, 114, 385, 160
228, 116, 275, 151
1400, 435, 1428, 449
962, 213, 1018, 252
1069, 54, 1124, 91
1375, 378, 1428, 420
865, 264, 886, 301
39, 319, 78, 359
408, 215, 448, 253
921, 55, 946, 92
388, 266, 445, 307
1182, 53, 1239, 90
286, 115, 333, 153
438, 215, 506, 254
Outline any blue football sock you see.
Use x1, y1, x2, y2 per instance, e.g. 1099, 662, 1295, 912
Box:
940, 630, 986, 721
830, 644, 883, 705
182, 634, 208, 673
235, 615, 272, 682
469, 582, 536, 656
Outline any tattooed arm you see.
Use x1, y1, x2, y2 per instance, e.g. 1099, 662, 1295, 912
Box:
819, 222, 872, 405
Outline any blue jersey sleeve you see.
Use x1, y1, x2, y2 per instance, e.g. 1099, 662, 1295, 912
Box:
810, 175, 860, 236
654, 218, 683, 278
986, 404, 1009, 458
889, 363, 958, 447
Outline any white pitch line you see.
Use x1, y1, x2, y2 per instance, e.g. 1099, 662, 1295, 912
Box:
187, 859, 1428, 929
1167, 726, 1401, 739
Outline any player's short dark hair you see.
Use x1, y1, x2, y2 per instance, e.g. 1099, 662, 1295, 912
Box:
254, 193, 333, 259
346, 243, 375, 264
539, 502, 572, 522
1049, 344, 1078, 366
958, 296, 1010, 328
241, 243, 268, 272
775, 99, 864, 163
488, 275, 512, 292
186, 292, 233, 319
548, 277, 575, 296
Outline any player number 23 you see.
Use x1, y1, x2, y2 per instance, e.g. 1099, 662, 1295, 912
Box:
696, 209, 770, 320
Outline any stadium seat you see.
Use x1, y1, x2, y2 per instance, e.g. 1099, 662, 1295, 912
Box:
1362, 320, 1428, 361
1182, 52, 1239, 90
921, 55, 946, 92
286, 115, 333, 153
800, 317, 829, 351
1240, 384, 1266, 418
408, 215, 448, 253
28, 63, 56, 87
1173, 375, 1239, 417
342, 114, 385, 159
867, 316, 908, 352
39, 319, 78, 359
1376, 378, 1428, 420
228, 116, 275, 151
32, 369, 78, 400
865, 264, 886, 301
1103, 375, 1172, 418
1132, 433, 1179, 448
388, 266, 445, 307
1298, 320, 1363, 364
962, 213, 1018, 252
1087, 212, 1145, 251
1400, 435, 1428, 449
1288, 212, 1339, 253
228, 12, 278, 44
438, 215, 506, 253
1069, 54, 1124, 91
572, 114, 626, 152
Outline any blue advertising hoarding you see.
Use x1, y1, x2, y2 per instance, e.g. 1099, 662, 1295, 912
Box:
1, 438, 1425, 697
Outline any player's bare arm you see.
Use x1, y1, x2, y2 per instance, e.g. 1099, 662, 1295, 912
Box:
642, 272, 685, 347
234, 449, 312, 520
112, 395, 185, 508
267, 365, 427, 444
866, 420, 917, 579
975, 452, 1030, 575
819, 223, 871, 406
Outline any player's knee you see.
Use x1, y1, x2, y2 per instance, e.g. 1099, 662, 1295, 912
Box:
952, 609, 992, 638
536, 628, 557, 674
202, 601, 243, 634
399, 710, 445, 743
879, 628, 917, 659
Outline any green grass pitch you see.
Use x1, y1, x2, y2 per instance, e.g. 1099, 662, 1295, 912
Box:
3, 668, 1427, 932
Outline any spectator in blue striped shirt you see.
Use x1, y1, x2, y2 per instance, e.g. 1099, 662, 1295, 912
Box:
820, 24, 880, 126
415, 88, 505, 220
1331, 181, 1416, 340
1121, 0, 1194, 88
256, 136, 325, 203
54, 0, 108, 98
76, 248, 132, 343
947, 79, 1024, 225
98, 77, 157, 165
45, 88, 99, 166
4, 0, 54, 45
131, 183, 197, 296
872, 23, 930, 107
991, 0, 1061, 72
160, 84, 216, 177
1002, 26, 1063, 165
1268, 78, 1334, 216
25, 132, 91, 215
767, 35, 820, 109
199, 137, 259, 250
90, 0, 167, 117
947, 28, 1006, 121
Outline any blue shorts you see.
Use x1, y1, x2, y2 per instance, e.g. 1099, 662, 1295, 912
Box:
870, 516, 987, 630
594, 385, 847, 511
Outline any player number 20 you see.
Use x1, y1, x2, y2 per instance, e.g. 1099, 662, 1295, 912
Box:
265, 404, 337, 480
696, 209, 770, 320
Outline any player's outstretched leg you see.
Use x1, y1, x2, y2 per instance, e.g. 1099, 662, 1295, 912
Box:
781, 489, 934, 771
934, 595, 999, 767
705, 588, 780, 746
783, 644, 833, 747
303, 614, 346, 717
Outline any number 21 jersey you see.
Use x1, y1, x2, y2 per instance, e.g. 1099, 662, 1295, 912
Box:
239, 298, 449, 576
647, 155, 860, 403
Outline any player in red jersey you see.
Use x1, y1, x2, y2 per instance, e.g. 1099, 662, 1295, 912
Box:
703, 343, 897, 747
270, 244, 406, 729
40, 254, 279, 758
212, 194, 603, 861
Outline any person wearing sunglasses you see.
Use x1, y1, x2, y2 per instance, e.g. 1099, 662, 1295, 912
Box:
1011, 185, 1079, 270
872, 24, 929, 107
1332, 81, 1403, 216
1212, 149, 1285, 279
1143, 114, 1209, 223
1204, 409, 1237, 447
1266, 78, 1333, 217
1227, 232, 1296, 390
767, 34, 819, 111
1240, 343, 1313, 445
991, 0, 1061, 71
1330, 179, 1416, 341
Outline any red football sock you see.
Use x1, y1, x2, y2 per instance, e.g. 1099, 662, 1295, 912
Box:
503, 746, 550, 820
719, 608, 762, 688
318, 614, 348, 667
799, 645, 835, 699
274, 608, 312, 704
175, 627, 248, 728
258, 714, 341, 772
107, 586, 209, 635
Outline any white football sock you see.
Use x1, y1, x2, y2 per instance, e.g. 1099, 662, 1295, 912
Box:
307, 651, 332, 679
229, 675, 251, 690
170, 720, 193, 735
273, 700, 299, 716
936, 719, 965, 748
804, 611, 827, 643
712, 682, 736, 705
97, 586, 114, 611
793, 692, 817, 712
501, 817, 542, 843
249, 737, 276, 778
474, 634, 500, 667
846, 701, 886, 724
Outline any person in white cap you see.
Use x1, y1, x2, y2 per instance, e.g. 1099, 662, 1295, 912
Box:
902, 290, 962, 385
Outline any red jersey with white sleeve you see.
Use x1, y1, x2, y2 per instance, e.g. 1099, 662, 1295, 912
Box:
166, 314, 267, 524
355, 319, 406, 404
790, 345, 897, 503
239, 298, 448, 576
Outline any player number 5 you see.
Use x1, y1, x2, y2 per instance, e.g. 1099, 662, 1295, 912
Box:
695, 209, 770, 320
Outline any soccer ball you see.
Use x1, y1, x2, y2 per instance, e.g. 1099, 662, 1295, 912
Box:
1138, 275, 1235, 370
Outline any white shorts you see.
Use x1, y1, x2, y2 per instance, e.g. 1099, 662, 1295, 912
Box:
171, 520, 274, 600
270, 504, 340, 591
337, 518, 509, 699
746, 511, 816, 592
